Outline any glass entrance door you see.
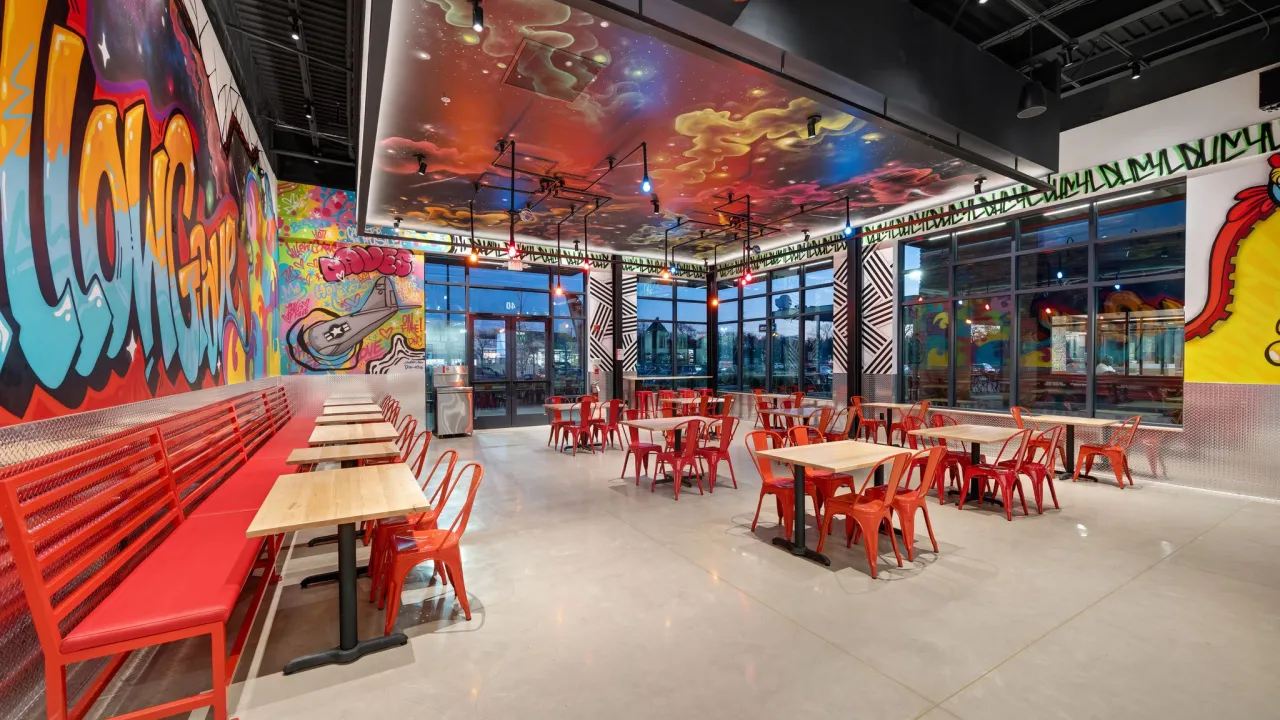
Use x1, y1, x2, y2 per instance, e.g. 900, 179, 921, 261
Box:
470, 315, 551, 429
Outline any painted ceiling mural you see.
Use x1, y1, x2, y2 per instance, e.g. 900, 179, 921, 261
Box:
372, 0, 997, 261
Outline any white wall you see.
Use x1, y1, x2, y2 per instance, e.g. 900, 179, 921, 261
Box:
1059, 67, 1277, 174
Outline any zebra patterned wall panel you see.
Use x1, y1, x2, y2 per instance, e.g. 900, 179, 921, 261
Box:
620, 274, 639, 373
860, 240, 895, 376
832, 250, 849, 376
587, 271, 614, 397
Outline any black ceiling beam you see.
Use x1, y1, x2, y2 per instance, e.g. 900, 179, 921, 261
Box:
979, 0, 1099, 49
1015, 0, 1189, 70
356, 0, 393, 236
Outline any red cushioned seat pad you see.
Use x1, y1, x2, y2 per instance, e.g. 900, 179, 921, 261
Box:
61, 511, 263, 654
192, 459, 292, 516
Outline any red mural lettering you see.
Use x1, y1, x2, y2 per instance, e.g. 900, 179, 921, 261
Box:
316, 245, 416, 281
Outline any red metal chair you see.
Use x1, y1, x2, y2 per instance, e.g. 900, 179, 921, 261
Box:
1004, 425, 1063, 513
719, 394, 736, 418
368, 447, 457, 598
381, 463, 484, 633
746, 429, 797, 538
384, 399, 401, 426
635, 390, 656, 419
1073, 416, 1142, 488
890, 400, 930, 446
851, 396, 886, 443
620, 408, 662, 485
559, 397, 598, 455
1012, 406, 1068, 474
958, 429, 1033, 520
394, 415, 418, 452
591, 399, 626, 450
860, 447, 945, 562
787, 425, 852, 511
547, 403, 573, 447
755, 396, 779, 430
751, 388, 767, 427
697, 417, 739, 491
679, 388, 698, 399
824, 406, 854, 442
930, 413, 977, 503
815, 451, 912, 578
652, 419, 705, 500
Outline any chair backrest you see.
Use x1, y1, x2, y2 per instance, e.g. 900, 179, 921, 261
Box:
696, 395, 710, 417
745, 429, 787, 483
1110, 416, 1142, 450
826, 406, 852, 440
916, 399, 931, 417
901, 447, 947, 501
385, 400, 401, 425
900, 414, 928, 449
547, 396, 564, 404
679, 389, 697, 399
1027, 425, 1064, 468
403, 430, 433, 474
659, 389, 675, 400
929, 413, 964, 451
660, 405, 675, 419
720, 394, 735, 417
855, 452, 913, 505
0, 429, 182, 650
851, 396, 872, 422
753, 388, 764, 396
396, 415, 419, 450
574, 398, 596, 428
713, 416, 739, 452
992, 429, 1034, 470
623, 408, 644, 444
791, 391, 804, 408
815, 407, 834, 435
423, 449, 459, 506
1010, 406, 1035, 430
675, 420, 703, 458
787, 425, 823, 447
602, 399, 624, 424
443, 463, 484, 540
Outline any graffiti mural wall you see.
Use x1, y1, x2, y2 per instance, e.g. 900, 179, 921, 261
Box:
0, 0, 278, 426
277, 181, 358, 244
1184, 155, 1280, 384
278, 242, 426, 374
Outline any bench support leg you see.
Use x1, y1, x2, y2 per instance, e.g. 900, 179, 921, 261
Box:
284, 523, 407, 675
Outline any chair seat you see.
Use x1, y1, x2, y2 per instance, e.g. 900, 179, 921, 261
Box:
392, 529, 456, 554
61, 511, 263, 654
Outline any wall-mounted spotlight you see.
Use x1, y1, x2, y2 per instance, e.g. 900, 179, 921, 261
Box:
290, 15, 301, 41
416, 154, 427, 175
807, 115, 821, 138
393, 217, 402, 229
1130, 59, 1143, 80
651, 194, 661, 214
974, 176, 985, 195
470, 0, 484, 33
803, 229, 810, 242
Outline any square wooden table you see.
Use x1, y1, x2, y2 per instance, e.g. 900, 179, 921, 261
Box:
314, 413, 386, 425
308, 422, 399, 446
321, 403, 383, 416
909, 424, 1023, 504
247, 463, 429, 674
285, 441, 400, 468
860, 402, 917, 441
1016, 413, 1122, 478
324, 396, 376, 407
755, 440, 913, 566
619, 416, 717, 486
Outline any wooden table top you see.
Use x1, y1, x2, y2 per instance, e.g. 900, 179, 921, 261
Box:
314, 413, 386, 425
308, 422, 400, 446
324, 397, 376, 407
756, 440, 911, 474
620, 416, 717, 432
285, 441, 401, 466
320, 403, 383, 416
661, 396, 725, 405
1022, 413, 1123, 428
769, 406, 824, 418
246, 463, 429, 537
756, 393, 799, 400
909, 424, 1023, 444
860, 402, 916, 410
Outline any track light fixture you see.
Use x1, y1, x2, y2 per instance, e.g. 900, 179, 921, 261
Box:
1130, 59, 1142, 80
290, 15, 300, 41
582, 215, 591, 270
640, 142, 652, 193
803, 229, 810, 242
974, 176, 985, 195
393, 217, 401, 229
1062, 40, 1080, 67
304, 103, 313, 120
470, 0, 484, 33
651, 194, 660, 214
468, 199, 479, 263
416, 154, 427, 176
807, 115, 821, 138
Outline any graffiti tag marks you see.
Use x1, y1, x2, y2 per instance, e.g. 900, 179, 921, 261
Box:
318, 245, 415, 282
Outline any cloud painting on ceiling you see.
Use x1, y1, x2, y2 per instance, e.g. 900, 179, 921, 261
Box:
373, 0, 997, 260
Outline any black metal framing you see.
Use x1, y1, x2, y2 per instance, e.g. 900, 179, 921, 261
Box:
895, 181, 1187, 423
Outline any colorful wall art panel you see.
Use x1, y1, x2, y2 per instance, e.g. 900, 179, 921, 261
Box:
0, 0, 278, 426
277, 181, 359, 244
278, 242, 426, 374
1185, 155, 1280, 384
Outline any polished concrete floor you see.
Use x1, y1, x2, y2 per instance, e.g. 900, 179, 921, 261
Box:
89, 425, 1280, 720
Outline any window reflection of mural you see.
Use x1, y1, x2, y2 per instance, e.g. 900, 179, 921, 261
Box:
1186, 155, 1280, 383
0, 0, 279, 425
279, 242, 425, 374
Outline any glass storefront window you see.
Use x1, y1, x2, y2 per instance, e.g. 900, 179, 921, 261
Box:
719, 300, 739, 322
424, 313, 466, 366
1020, 206, 1089, 249
902, 235, 950, 301
676, 283, 707, 301
771, 317, 800, 393
956, 223, 1012, 260
718, 322, 739, 389
742, 322, 767, 390
1097, 187, 1186, 240
635, 279, 706, 376
771, 267, 801, 292
552, 291, 585, 317
675, 323, 707, 376
638, 279, 673, 298
553, 319, 584, 397
676, 301, 706, 323
1096, 235, 1184, 281
803, 312, 833, 398
954, 297, 1010, 409
637, 319, 672, 376
469, 288, 549, 315
804, 262, 834, 286
954, 258, 1011, 296
637, 298, 673, 322
1017, 247, 1088, 289
1095, 281, 1184, 424
469, 266, 551, 290
425, 284, 464, 312
742, 295, 768, 319
901, 303, 950, 403
803, 285, 833, 313
1017, 291, 1088, 414
770, 291, 801, 317
425, 262, 464, 284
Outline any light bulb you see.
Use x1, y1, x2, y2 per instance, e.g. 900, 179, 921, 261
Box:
843, 223, 853, 237
554, 284, 564, 296
660, 269, 670, 280
710, 297, 719, 308
641, 176, 651, 193
469, 249, 479, 263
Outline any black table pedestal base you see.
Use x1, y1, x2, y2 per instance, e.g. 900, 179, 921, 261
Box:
284, 633, 407, 675
772, 537, 831, 566
300, 565, 368, 589
307, 528, 365, 547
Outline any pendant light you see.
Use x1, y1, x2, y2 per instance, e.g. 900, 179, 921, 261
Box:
468, 199, 479, 263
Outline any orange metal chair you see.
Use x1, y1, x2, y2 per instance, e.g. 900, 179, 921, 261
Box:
697, 416, 739, 491
851, 396, 886, 443
592, 399, 626, 450
635, 390, 656, 419
547, 404, 573, 447
1005, 425, 1064, 513
1012, 406, 1068, 474
815, 451, 912, 578
1073, 416, 1142, 488
620, 409, 661, 485
368, 448, 458, 599
559, 397, 598, 455
755, 395, 778, 430
380, 463, 484, 633
678, 389, 698, 399
787, 425, 851, 511
746, 430, 798, 538
813, 406, 834, 436
890, 400, 930, 446
652, 419, 705, 500
860, 447, 945, 561
824, 406, 853, 442
930, 413, 977, 503
720, 393, 735, 418
752, 388, 766, 427
958, 429, 1033, 520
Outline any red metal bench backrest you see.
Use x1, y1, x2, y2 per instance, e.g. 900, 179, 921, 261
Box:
0, 429, 180, 648
157, 403, 248, 516
262, 386, 292, 431
230, 392, 272, 453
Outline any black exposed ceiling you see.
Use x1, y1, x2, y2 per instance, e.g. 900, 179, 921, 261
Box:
203, 0, 362, 189
911, 0, 1280, 129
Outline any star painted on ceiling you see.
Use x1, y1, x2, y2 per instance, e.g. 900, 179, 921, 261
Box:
98, 33, 110, 65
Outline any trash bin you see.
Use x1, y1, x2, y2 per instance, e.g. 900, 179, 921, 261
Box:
436, 386, 473, 437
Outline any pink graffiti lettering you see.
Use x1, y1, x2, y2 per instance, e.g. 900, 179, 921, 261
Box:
317, 245, 414, 282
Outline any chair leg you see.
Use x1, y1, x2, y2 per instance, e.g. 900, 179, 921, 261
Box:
445, 553, 472, 620
1110, 452, 1126, 488
1071, 451, 1087, 481
752, 490, 767, 531
44, 660, 67, 720
860, 517, 881, 579
1016, 481, 1028, 517
885, 515, 903, 568
897, 506, 916, 562
920, 504, 939, 553
726, 457, 738, 489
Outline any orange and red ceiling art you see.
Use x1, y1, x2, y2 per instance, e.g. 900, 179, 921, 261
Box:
370, 0, 1003, 260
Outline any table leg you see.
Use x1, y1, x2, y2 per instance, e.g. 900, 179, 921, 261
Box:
886, 409, 895, 445
770, 465, 831, 566
284, 523, 408, 674
306, 458, 365, 547
874, 463, 885, 487
957, 442, 1004, 507
1059, 425, 1076, 479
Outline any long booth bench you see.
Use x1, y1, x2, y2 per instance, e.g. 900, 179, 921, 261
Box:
0, 385, 322, 720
